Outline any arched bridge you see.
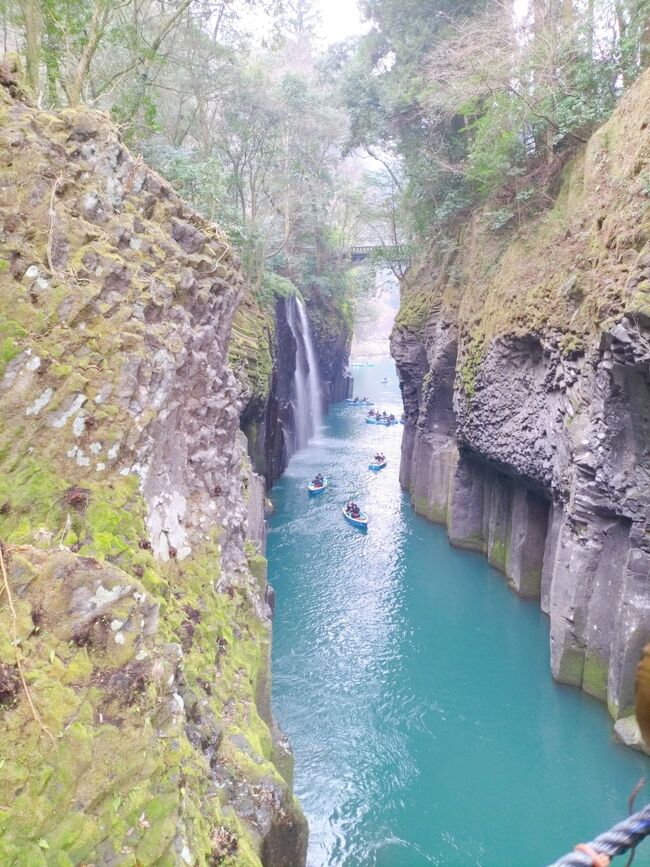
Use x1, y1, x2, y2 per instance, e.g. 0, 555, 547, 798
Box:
347, 244, 410, 263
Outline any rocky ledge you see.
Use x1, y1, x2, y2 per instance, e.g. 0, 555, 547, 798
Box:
0, 81, 306, 864
392, 69, 650, 750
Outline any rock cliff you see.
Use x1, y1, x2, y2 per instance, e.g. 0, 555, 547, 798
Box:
392, 70, 650, 748
234, 290, 352, 487
0, 83, 307, 864
302, 286, 353, 409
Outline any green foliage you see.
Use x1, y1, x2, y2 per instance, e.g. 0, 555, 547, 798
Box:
484, 208, 515, 232
111, 89, 161, 143
347, 0, 650, 240
142, 140, 235, 228
254, 271, 299, 311
465, 96, 526, 196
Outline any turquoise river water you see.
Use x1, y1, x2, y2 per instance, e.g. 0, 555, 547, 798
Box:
269, 357, 650, 867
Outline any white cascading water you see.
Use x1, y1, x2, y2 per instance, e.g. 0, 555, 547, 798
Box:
286, 296, 323, 450
295, 298, 323, 435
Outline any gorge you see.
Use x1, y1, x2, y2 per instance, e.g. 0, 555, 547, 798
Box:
2, 0, 650, 863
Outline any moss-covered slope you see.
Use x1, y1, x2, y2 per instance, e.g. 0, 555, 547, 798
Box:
396, 69, 650, 353
0, 81, 306, 865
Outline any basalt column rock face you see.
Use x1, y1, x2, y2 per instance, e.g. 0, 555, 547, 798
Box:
235, 289, 352, 487
304, 286, 353, 409
0, 84, 306, 865
234, 296, 299, 486
392, 69, 650, 751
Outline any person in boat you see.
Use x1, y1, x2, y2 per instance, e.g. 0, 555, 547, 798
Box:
368, 409, 375, 417
388, 414, 395, 422
382, 410, 387, 418
312, 474, 324, 488
346, 501, 361, 518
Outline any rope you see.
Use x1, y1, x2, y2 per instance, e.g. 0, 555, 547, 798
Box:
547, 804, 650, 866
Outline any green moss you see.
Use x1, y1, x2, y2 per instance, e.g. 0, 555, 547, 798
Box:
558, 332, 586, 356
489, 537, 508, 572
458, 335, 485, 402
413, 494, 448, 525
0, 92, 307, 866
394, 286, 436, 333
0, 536, 286, 866
230, 300, 274, 409
582, 652, 609, 701
0, 458, 68, 544
555, 646, 586, 686
0, 318, 27, 378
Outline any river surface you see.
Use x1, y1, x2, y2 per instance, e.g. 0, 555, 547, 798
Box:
269, 357, 650, 867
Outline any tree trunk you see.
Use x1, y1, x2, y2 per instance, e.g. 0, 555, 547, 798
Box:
43, 15, 60, 107
19, 0, 42, 101
641, 8, 650, 69
66, 1, 110, 107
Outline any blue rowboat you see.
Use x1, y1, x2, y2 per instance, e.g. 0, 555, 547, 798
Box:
308, 478, 328, 494
342, 506, 368, 529
368, 459, 387, 471
366, 417, 377, 424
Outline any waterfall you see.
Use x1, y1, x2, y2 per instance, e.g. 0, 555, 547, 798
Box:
295, 298, 323, 435
286, 296, 323, 450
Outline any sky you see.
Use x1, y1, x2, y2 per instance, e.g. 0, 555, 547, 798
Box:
317, 0, 369, 43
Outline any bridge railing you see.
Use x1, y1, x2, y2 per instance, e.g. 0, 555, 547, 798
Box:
347, 244, 410, 261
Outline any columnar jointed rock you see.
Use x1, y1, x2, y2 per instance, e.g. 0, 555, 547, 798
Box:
392, 69, 650, 751
235, 290, 352, 487
0, 85, 307, 864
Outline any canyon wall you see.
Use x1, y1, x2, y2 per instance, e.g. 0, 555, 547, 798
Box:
392, 70, 650, 749
234, 290, 352, 487
0, 82, 307, 864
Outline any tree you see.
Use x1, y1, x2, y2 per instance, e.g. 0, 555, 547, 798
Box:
344, 0, 650, 240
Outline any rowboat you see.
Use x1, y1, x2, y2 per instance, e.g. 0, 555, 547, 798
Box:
308, 478, 328, 494
342, 506, 368, 529
346, 399, 374, 406
368, 459, 387, 471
